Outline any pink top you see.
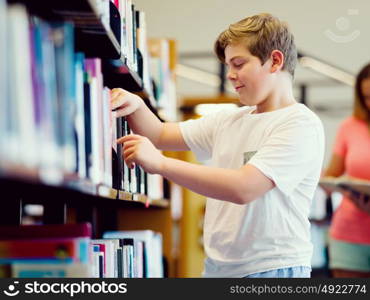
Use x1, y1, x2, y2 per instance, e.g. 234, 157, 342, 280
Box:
329, 117, 370, 244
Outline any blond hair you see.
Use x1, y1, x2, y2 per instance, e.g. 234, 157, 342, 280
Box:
214, 13, 297, 77
353, 63, 370, 128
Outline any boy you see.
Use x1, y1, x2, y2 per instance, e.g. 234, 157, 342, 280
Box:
111, 13, 325, 278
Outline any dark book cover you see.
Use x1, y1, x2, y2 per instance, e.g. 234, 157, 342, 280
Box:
83, 73, 92, 178
116, 117, 124, 190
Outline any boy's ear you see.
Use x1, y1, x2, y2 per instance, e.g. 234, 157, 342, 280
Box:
270, 50, 284, 73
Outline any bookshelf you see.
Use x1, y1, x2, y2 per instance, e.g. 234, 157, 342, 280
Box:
0, 0, 178, 278
8, 0, 122, 59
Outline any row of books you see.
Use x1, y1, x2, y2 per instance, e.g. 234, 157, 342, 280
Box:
94, 0, 141, 73
0, 223, 164, 278
149, 39, 178, 121
0, 2, 164, 199
114, 0, 153, 98
93, 0, 152, 95
96, 0, 177, 120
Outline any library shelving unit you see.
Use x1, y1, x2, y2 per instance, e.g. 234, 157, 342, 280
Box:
0, 0, 178, 277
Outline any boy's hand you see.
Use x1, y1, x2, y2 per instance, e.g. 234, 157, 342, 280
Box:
111, 88, 142, 118
117, 134, 165, 174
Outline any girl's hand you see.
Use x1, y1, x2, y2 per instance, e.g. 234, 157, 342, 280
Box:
343, 190, 370, 215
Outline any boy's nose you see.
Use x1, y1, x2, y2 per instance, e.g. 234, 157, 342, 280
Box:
226, 70, 237, 81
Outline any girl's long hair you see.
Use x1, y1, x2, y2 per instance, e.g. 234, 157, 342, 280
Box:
353, 63, 370, 129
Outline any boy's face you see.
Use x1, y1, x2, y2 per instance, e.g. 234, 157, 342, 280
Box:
225, 43, 273, 106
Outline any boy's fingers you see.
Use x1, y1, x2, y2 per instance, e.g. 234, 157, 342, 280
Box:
124, 152, 136, 169
122, 140, 137, 149
111, 97, 127, 111
123, 147, 135, 159
114, 106, 131, 117
116, 106, 138, 118
116, 134, 141, 144
111, 88, 127, 98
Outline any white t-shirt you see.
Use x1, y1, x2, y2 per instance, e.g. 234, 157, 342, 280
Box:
179, 103, 325, 277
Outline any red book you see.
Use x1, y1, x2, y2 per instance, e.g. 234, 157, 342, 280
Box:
0, 223, 92, 240
0, 238, 80, 260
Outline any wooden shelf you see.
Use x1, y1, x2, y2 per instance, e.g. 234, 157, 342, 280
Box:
0, 163, 169, 208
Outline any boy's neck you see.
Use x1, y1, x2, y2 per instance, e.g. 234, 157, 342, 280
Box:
253, 75, 297, 114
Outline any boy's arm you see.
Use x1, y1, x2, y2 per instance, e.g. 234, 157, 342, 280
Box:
160, 157, 275, 204
127, 104, 189, 151
112, 88, 189, 151
120, 134, 275, 204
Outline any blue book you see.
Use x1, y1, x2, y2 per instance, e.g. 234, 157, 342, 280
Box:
74, 52, 87, 178
51, 22, 77, 173
32, 18, 61, 172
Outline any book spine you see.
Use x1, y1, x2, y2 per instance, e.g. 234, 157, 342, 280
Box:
7, 6, 38, 167
75, 52, 87, 179
116, 117, 124, 190
51, 22, 77, 174
11, 262, 91, 278
123, 118, 130, 192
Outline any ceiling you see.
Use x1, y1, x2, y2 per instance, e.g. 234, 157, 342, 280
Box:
134, 0, 370, 110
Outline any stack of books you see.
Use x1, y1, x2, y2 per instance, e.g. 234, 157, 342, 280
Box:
103, 230, 164, 278
0, 223, 92, 277
0, 223, 164, 278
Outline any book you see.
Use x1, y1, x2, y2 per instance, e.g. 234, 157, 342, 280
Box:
83, 70, 93, 179
12, 262, 91, 278
121, 238, 134, 278
103, 230, 163, 278
7, 5, 38, 167
0, 238, 88, 262
51, 22, 77, 173
102, 87, 113, 187
74, 52, 87, 179
136, 11, 153, 97
116, 117, 124, 190
0, 223, 92, 240
91, 239, 117, 278
0, 224, 92, 278
319, 176, 370, 197
85, 58, 104, 184
123, 118, 130, 192
134, 240, 145, 278
32, 17, 62, 176
92, 244, 104, 278
0, 0, 7, 162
